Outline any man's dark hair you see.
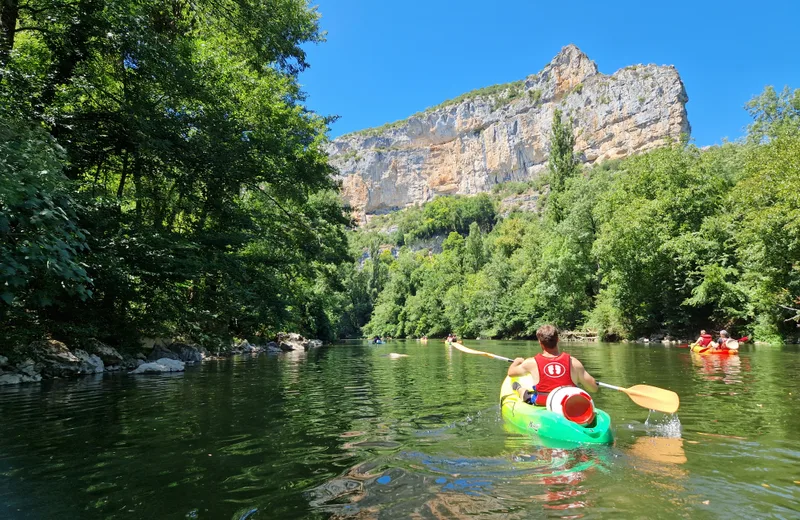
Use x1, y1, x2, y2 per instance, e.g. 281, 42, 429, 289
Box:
537, 325, 559, 349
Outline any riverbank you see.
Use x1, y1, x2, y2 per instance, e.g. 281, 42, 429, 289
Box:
0, 333, 323, 386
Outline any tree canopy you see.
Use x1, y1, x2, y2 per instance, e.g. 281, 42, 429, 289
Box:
1, 0, 351, 350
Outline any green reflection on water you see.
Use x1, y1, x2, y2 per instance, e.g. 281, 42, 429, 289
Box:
0, 341, 798, 519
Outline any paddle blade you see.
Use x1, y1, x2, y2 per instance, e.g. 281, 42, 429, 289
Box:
449, 342, 486, 356
624, 385, 680, 414
450, 342, 513, 362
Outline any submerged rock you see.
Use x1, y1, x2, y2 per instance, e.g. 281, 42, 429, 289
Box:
0, 355, 8, 368
130, 358, 185, 374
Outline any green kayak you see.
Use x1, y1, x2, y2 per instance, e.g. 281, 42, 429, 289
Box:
500, 375, 614, 446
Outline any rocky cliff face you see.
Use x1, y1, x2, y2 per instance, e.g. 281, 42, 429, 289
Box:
328, 45, 690, 222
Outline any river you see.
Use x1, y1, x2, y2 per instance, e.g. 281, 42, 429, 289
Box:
1, 341, 798, 519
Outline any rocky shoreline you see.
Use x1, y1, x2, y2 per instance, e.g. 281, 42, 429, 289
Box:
0, 332, 323, 386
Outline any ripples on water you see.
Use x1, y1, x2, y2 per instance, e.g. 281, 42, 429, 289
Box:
1, 342, 799, 519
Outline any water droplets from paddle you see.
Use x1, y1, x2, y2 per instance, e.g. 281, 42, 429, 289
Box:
644, 410, 682, 438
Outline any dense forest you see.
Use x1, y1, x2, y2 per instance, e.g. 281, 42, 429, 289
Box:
2, 2, 798, 352
0, 0, 351, 352
343, 93, 800, 343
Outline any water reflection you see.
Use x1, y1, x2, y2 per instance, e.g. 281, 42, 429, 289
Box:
1, 341, 799, 519
690, 351, 743, 384
308, 442, 609, 518
629, 436, 686, 466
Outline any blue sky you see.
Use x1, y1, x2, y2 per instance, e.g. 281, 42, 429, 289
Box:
300, 0, 799, 146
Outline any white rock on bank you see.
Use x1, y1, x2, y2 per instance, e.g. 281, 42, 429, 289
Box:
0, 373, 40, 385
0, 373, 22, 385
74, 349, 105, 374
16, 359, 37, 377
129, 358, 185, 374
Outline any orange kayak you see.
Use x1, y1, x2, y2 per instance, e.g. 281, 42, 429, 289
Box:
690, 344, 739, 355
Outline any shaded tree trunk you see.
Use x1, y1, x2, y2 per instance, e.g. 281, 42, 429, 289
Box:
0, 0, 19, 68
116, 150, 129, 198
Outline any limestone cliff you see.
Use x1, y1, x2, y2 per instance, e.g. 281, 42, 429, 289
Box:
328, 45, 690, 222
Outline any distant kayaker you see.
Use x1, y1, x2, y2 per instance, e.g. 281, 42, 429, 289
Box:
715, 330, 735, 350
508, 324, 599, 406
693, 330, 713, 348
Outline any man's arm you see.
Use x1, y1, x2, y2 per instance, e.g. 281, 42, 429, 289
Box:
571, 358, 599, 393
508, 357, 536, 378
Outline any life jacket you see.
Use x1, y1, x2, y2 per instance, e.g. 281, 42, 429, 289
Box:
698, 334, 713, 347
533, 353, 574, 406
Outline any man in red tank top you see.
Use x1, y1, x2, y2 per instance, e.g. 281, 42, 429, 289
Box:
507, 325, 599, 406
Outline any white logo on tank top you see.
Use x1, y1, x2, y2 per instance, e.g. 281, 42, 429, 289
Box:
543, 362, 566, 377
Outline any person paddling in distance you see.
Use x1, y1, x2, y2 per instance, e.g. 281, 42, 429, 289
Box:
692, 330, 714, 348
714, 330, 739, 350
508, 324, 599, 405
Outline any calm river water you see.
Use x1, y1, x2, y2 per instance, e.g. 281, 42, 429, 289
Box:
1, 341, 798, 519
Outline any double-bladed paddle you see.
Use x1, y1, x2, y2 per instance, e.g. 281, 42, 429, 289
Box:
450, 341, 680, 414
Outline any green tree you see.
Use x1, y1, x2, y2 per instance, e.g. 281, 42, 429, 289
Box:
547, 108, 578, 223
464, 222, 486, 273
745, 86, 800, 143
1, 0, 351, 348
732, 127, 800, 340
0, 118, 92, 342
